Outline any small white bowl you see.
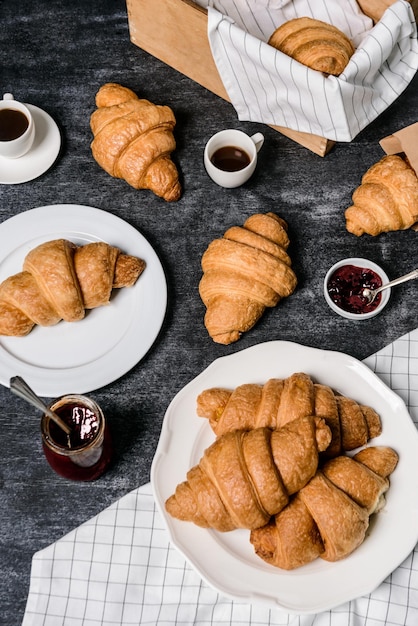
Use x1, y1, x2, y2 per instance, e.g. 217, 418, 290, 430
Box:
324, 257, 390, 320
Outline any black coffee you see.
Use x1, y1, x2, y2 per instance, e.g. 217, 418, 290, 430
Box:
211, 145, 251, 172
0, 109, 29, 141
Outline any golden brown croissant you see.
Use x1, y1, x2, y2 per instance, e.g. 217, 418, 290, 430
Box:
0, 239, 145, 336
165, 415, 332, 531
345, 155, 418, 235
250, 446, 398, 569
199, 213, 297, 344
197, 372, 381, 457
268, 17, 354, 76
90, 83, 181, 202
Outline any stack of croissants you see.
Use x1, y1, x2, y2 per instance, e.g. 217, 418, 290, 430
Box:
165, 372, 398, 570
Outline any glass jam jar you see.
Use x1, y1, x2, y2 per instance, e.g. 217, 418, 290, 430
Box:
41, 394, 113, 481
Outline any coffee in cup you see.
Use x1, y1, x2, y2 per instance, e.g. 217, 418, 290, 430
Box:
204, 129, 264, 188
0, 93, 35, 159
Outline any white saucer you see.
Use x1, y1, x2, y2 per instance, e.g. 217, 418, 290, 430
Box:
0, 104, 61, 184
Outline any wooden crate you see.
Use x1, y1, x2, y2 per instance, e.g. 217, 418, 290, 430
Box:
126, 0, 418, 156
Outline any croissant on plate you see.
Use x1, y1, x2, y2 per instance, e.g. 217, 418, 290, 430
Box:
165, 415, 332, 531
90, 83, 181, 202
199, 213, 297, 345
250, 446, 398, 569
268, 17, 354, 76
0, 239, 145, 336
345, 155, 418, 235
197, 372, 381, 457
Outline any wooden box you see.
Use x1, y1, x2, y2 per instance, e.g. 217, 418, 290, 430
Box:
126, 0, 418, 156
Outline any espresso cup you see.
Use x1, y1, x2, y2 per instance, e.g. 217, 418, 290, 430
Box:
204, 129, 264, 188
0, 93, 35, 158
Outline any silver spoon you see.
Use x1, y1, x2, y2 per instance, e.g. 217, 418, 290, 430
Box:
362, 268, 418, 304
9, 376, 72, 443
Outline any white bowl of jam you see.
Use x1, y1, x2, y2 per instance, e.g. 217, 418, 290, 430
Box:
324, 258, 390, 320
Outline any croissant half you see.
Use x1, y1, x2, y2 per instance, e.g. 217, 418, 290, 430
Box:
345, 155, 418, 235
90, 83, 181, 202
199, 213, 297, 344
268, 17, 354, 77
197, 372, 381, 457
0, 239, 145, 336
250, 446, 398, 569
165, 415, 332, 532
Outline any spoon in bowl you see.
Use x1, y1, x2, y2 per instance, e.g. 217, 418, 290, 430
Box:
9, 376, 72, 445
362, 268, 418, 304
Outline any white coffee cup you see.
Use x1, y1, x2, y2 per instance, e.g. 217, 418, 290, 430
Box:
0, 93, 35, 159
204, 129, 264, 188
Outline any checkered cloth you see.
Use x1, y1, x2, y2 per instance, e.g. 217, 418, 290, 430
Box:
23, 329, 418, 626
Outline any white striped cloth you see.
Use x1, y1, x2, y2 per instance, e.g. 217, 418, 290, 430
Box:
203, 0, 418, 141
22, 328, 418, 625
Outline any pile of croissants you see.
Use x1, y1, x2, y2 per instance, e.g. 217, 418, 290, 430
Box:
165, 372, 398, 570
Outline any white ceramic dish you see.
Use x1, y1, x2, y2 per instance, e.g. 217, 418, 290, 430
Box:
0, 205, 167, 396
324, 257, 390, 320
151, 341, 418, 614
0, 104, 61, 184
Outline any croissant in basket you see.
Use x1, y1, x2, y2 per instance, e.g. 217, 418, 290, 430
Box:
199, 212, 297, 345
165, 415, 332, 532
0, 239, 145, 336
268, 17, 354, 76
250, 446, 398, 569
90, 83, 181, 202
197, 372, 381, 457
345, 155, 418, 235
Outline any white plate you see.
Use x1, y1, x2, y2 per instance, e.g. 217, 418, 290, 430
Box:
0, 104, 61, 184
0, 205, 167, 396
151, 341, 418, 613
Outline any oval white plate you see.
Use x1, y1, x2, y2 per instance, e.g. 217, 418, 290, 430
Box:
0, 205, 167, 396
151, 341, 418, 613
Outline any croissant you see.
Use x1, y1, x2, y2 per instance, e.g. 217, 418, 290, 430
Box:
250, 446, 398, 569
197, 372, 381, 457
90, 83, 181, 202
165, 415, 332, 532
199, 213, 297, 344
268, 17, 354, 76
0, 239, 145, 336
345, 155, 418, 235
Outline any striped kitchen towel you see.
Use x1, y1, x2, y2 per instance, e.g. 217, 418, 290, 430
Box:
205, 0, 418, 141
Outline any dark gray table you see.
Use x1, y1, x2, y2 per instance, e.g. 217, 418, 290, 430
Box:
1, 1, 417, 623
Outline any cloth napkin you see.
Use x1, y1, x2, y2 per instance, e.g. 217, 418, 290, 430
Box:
23, 328, 418, 626
203, 0, 418, 141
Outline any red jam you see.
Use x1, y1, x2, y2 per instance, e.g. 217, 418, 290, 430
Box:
327, 264, 383, 314
42, 397, 113, 481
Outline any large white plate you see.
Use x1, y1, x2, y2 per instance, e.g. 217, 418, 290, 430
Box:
151, 341, 418, 614
0, 205, 167, 396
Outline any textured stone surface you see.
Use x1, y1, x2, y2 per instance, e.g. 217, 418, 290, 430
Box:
0, 0, 417, 623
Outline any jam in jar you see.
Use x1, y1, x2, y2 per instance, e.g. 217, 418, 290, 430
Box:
41, 394, 113, 481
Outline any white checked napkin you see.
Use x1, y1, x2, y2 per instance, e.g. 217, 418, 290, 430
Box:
202, 0, 418, 141
23, 328, 418, 626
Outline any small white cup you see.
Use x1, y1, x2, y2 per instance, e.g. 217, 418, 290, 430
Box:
204, 129, 264, 188
0, 93, 35, 159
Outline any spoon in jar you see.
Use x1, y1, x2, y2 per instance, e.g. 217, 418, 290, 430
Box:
9, 376, 72, 445
362, 268, 418, 304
